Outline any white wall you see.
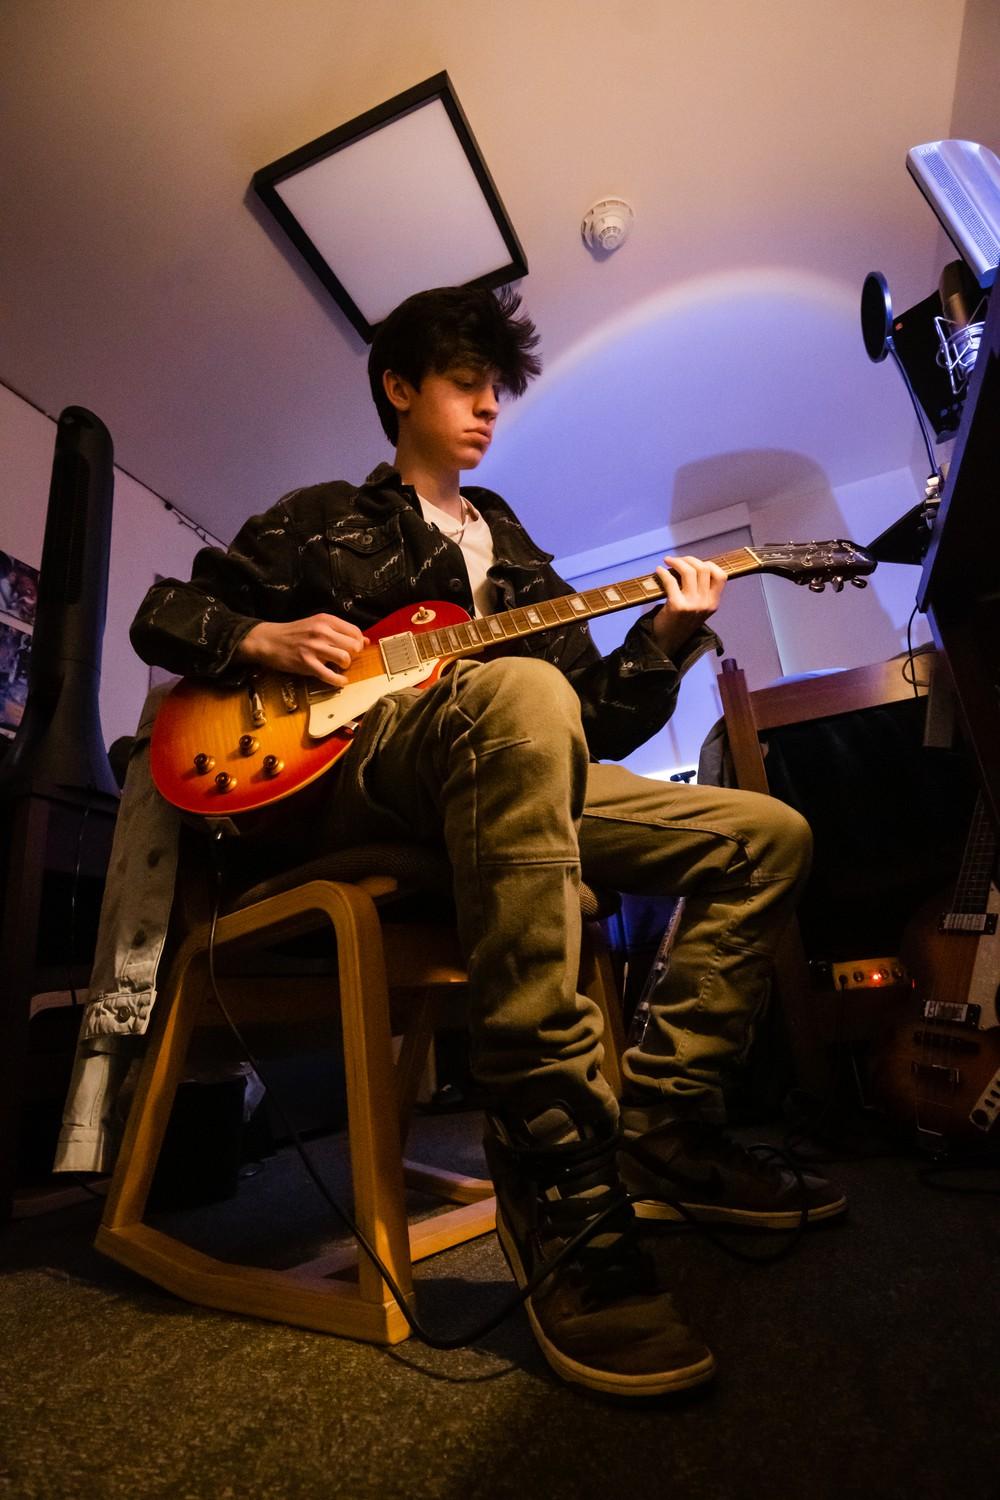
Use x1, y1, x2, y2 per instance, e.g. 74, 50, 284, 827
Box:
552, 463, 935, 778
0, 383, 209, 746
753, 464, 934, 675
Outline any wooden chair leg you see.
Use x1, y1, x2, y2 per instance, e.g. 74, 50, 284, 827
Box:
319, 882, 416, 1313
96, 879, 496, 1346
100, 941, 207, 1234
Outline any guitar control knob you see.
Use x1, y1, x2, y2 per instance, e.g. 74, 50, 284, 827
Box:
262, 754, 284, 778
214, 771, 237, 793
238, 735, 259, 756
193, 753, 215, 774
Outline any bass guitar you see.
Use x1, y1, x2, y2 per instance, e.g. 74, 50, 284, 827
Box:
150, 538, 875, 817
873, 796, 1000, 1152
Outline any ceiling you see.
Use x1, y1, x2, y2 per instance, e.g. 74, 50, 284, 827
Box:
1, 0, 986, 552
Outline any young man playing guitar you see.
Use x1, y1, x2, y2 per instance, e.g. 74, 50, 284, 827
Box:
131, 285, 845, 1398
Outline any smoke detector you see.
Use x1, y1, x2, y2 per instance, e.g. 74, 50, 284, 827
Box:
581, 197, 634, 253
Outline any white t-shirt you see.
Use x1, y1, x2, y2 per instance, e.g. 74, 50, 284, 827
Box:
417, 494, 497, 619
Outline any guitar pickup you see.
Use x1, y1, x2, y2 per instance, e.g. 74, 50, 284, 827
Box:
380, 632, 422, 675
939, 911, 997, 934
922, 1000, 981, 1027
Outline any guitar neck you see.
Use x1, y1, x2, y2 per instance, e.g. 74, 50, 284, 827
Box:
947, 794, 1000, 917
411, 546, 763, 665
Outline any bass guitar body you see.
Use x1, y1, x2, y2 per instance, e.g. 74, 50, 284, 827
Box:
873, 882, 1000, 1152
150, 599, 470, 816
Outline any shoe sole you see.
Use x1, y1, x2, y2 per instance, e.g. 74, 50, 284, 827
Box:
631, 1194, 849, 1229
494, 1210, 716, 1398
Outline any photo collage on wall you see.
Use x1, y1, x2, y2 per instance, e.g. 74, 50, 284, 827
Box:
0, 551, 39, 738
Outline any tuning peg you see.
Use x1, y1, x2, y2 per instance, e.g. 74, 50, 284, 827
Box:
849, 576, 868, 588
808, 579, 826, 592
831, 577, 844, 593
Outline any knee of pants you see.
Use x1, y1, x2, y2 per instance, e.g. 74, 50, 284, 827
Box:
757, 797, 813, 883
457, 656, 585, 747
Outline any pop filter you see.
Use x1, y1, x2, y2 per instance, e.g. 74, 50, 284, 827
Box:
861, 270, 894, 363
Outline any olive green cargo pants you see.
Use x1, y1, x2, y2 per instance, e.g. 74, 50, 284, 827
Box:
320, 656, 812, 1132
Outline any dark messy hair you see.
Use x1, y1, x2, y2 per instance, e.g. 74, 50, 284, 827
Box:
368, 285, 542, 443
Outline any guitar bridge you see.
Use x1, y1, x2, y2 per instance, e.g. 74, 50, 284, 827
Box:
910, 1062, 961, 1088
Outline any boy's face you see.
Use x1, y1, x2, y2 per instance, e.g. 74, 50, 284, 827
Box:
386, 364, 501, 472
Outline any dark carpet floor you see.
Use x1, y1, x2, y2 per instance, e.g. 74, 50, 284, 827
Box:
2, 1112, 999, 1500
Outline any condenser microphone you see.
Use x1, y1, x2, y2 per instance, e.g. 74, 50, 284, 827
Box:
935, 258, 987, 395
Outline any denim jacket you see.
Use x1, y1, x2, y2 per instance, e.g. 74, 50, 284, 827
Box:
131, 464, 718, 762
55, 467, 719, 1172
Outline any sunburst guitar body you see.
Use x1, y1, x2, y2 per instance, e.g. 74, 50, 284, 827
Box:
151, 600, 471, 815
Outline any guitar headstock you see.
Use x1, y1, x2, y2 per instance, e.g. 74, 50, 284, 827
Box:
754, 540, 877, 592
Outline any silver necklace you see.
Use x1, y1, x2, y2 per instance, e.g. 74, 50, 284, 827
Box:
438, 498, 474, 545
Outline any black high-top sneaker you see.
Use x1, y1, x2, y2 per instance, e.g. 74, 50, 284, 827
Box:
619, 1115, 848, 1229
484, 1109, 715, 1398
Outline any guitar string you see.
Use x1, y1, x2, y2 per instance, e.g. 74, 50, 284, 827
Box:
415, 542, 867, 663
418, 551, 763, 661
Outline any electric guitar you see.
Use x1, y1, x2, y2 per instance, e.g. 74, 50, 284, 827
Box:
873, 796, 1000, 1151
150, 539, 875, 817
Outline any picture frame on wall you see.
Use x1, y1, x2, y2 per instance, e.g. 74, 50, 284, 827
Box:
0, 550, 39, 738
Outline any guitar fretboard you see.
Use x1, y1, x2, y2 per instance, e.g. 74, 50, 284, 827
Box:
947, 795, 1000, 917
414, 548, 760, 662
